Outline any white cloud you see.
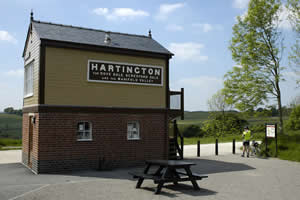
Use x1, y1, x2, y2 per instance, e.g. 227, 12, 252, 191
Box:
171, 76, 223, 111
92, 8, 149, 20
155, 3, 185, 21
192, 23, 223, 32
233, 0, 249, 10
169, 42, 208, 62
0, 31, 17, 44
277, 6, 292, 30
4, 69, 24, 77
93, 8, 109, 16
166, 24, 184, 31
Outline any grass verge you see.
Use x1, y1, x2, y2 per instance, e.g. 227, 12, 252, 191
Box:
0, 138, 22, 150
259, 130, 300, 162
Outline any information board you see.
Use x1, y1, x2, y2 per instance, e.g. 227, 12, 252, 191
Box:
266, 124, 276, 138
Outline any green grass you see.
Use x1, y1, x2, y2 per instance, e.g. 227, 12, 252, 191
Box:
0, 138, 22, 150
0, 113, 22, 139
260, 130, 300, 162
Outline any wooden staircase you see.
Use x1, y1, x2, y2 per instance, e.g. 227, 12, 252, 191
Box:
169, 120, 184, 160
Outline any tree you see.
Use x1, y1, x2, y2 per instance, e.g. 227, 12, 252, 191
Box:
225, 0, 285, 134
207, 90, 232, 136
4, 107, 14, 114
287, 0, 300, 86
286, 104, 300, 130
207, 90, 232, 113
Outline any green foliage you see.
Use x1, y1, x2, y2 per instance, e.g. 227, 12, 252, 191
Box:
182, 125, 204, 138
259, 130, 300, 162
3, 107, 22, 116
203, 113, 248, 137
0, 114, 22, 139
225, 0, 285, 133
286, 105, 300, 130
287, 0, 300, 86
0, 138, 22, 147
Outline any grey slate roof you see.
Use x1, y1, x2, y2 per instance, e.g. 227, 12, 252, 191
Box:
32, 20, 173, 56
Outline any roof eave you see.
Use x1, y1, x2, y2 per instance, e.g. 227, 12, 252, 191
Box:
40, 38, 173, 59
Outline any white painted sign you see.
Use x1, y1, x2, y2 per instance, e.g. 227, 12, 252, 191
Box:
266, 124, 276, 138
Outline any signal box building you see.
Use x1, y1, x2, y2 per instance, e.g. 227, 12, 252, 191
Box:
22, 13, 184, 174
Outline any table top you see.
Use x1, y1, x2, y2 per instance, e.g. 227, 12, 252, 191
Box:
146, 160, 196, 167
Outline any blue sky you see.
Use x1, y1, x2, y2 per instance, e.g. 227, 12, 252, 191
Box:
0, 0, 299, 111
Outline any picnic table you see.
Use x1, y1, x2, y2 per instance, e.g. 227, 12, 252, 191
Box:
130, 160, 208, 194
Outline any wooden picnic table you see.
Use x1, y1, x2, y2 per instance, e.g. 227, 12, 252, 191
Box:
130, 160, 208, 194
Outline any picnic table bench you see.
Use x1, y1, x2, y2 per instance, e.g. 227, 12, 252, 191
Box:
129, 160, 208, 194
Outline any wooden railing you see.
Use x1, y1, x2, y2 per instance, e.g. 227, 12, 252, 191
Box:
173, 120, 184, 159
169, 88, 184, 120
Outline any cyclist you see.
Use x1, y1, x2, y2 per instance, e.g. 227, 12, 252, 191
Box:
242, 126, 251, 157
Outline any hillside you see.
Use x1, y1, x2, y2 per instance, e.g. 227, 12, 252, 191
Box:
0, 113, 22, 139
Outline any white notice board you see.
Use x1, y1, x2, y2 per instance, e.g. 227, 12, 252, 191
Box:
266, 124, 276, 138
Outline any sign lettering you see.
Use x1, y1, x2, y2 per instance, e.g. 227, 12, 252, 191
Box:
88, 60, 163, 86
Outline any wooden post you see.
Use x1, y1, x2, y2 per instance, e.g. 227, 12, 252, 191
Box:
215, 139, 218, 156
233, 139, 235, 154
275, 124, 278, 157
181, 135, 184, 159
174, 120, 178, 139
181, 88, 184, 120
197, 140, 200, 157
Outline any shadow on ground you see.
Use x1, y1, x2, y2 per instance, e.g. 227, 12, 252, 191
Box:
184, 158, 256, 175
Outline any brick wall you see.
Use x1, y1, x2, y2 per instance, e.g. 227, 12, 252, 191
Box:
22, 113, 40, 172
23, 112, 168, 173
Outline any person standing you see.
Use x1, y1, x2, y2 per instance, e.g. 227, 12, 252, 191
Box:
242, 126, 251, 157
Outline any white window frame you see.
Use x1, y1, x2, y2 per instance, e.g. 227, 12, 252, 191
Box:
77, 121, 93, 141
127, 121, 140, 140
24, 62, 34, 98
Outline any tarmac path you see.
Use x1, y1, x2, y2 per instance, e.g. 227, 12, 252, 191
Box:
0, 144, 299, 200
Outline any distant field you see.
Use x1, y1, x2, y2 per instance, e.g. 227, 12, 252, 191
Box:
0, 113, 22, 139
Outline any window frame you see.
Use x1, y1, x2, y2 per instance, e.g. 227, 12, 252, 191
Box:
77, 121, 93, 141
24, 61, 34, 98
127, 121, 141, 140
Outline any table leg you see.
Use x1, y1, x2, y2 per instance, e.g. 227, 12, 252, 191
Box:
155, 181, 164, 194
136, 178, 144, 188
154, 166, 164, 176
184, 167, 200, 190
170, 168, 179, 185
143, 163, 151, 174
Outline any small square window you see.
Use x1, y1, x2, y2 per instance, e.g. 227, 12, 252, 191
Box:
77, 122, 92, 141
127, 121, 140, 140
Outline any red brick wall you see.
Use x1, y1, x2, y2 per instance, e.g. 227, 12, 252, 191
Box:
27, 112, 168, 173
22, 113, 40, 171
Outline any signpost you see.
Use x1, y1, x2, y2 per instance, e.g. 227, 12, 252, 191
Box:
265, 123, 278, 157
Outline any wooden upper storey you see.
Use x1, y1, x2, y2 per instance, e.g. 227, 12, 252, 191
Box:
23, 18, 173, 109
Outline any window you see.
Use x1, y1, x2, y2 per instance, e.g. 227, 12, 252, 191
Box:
24, 62, 33, 97
77, 122, 92, 141
127, 121, 140, 140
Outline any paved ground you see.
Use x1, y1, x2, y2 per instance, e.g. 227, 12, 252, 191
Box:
0, 151, 300, 200
0, 150, 21, 164
0, 142, 244, 165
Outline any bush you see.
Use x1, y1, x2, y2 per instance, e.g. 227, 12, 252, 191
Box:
182, 125, 204, 138
250, 124, 265, 133
203, 113, 248, 137
286, 105, 300, 130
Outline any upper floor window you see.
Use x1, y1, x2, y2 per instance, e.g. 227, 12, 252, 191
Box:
24, 62, 33, 98
77, 122, 92, 141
